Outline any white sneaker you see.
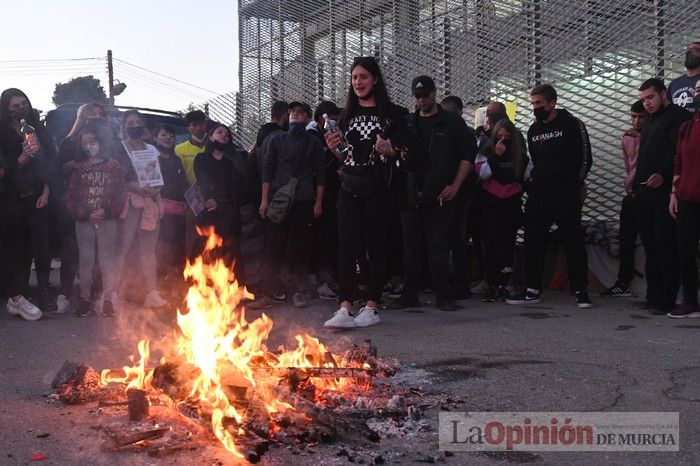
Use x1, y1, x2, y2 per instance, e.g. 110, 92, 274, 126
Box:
353, 306, 381, 328
324, 307, 356, 328
7, 296, 42, 321
53, 294, 70, 314
144, 290, 168, 308
470, 280, 487, 295
317, 282, 338, 300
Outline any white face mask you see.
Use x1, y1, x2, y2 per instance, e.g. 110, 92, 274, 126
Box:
84, 143, 100, 157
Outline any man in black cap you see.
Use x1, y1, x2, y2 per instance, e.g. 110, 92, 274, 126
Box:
386, 75, 477, 312
259, 101, 327, 308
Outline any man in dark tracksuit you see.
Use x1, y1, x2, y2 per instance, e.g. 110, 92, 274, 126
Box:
506, 84, 593, 308
386, 75, 476, 312
632, 78, 692, 314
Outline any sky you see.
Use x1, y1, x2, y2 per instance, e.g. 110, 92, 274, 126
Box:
0, 0, 238, 114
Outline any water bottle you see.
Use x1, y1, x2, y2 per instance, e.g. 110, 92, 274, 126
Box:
20, 119, 41, 156
322, 113, 349, 157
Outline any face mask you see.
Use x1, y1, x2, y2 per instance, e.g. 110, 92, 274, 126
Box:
288, 121, 306, 133
210, 140, 228, 151
191, 134, 205, 144
126, 126, 144, 139
488, 111, 508, 127
84, 143, 100, 158
685, 50, 700, 69
10, 107, 31, 120
533, 105, 551, 122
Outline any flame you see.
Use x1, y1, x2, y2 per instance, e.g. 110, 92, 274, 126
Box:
100, 227, 364, 458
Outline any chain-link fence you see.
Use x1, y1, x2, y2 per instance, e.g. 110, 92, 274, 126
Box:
234, 0, 699, 224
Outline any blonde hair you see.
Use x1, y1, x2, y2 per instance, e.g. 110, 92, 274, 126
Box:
65, 102, 107, 139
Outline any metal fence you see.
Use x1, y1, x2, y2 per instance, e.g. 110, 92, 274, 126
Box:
231, 0, 699, 224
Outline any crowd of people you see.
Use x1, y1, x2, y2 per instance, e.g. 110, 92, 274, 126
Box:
0, 42, 698, 327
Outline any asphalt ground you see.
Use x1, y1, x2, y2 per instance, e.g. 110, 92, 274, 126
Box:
0, 291, 698, 465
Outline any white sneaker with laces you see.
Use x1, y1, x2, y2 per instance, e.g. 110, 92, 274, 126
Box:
53, 294, 70, 314
317, 282, 338, 300
470, 280, 487, 295
324, 307, 356, 328
354, 306, 380, 328
7, 296, 42, 321
144, 290, 168, 308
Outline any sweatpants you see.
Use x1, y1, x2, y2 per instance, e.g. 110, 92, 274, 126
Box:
481, 195, 522, 288
76, 220, 118, 301
632, 191, 678, 309
400, 201, 455, 299
261, 201, 314, 295
524, 187, 588, 292
114, 207, 160, 294
677, 200, 700, 306
337, 189, 392, 304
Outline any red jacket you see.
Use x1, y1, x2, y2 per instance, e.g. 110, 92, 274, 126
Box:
674, 114, 700, 203
65, 159, 127, 220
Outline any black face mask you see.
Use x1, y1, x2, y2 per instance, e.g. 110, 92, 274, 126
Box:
533, 105, 551, 122
488, 111, 508, 128
210, 140, 228, 151
685, 50, 700, 69
10, 107, 31, 120
126, 126, 144, 139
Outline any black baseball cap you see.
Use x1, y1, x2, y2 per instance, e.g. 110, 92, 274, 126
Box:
314, 101, 341, 121
288, 101, 313, 118
411, 75, 436, 96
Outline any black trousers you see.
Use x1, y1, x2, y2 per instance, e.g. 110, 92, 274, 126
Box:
195, 201, 242, 278
337, 189, 392, 303
157, 213, 186, 280
617, 194, 641, 285
5, 196, 51, 297
261, 201, 314, 295
448, 194, 470, 288
400, 201, 455, 299
677, 200, 700, 306
312, 194, 338, 283
481, 195, 522, 288
524, 187, 588, 292
53, 201, 79, 297
631, 191, 678, 308
465, 191, 485, 281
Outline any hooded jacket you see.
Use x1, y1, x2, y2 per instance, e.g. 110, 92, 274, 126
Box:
526, 108, 592, 189
65, 159, 127, 221
674, 113, 700, 203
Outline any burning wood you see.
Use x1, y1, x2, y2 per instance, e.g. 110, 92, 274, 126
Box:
100, 427, 170, 452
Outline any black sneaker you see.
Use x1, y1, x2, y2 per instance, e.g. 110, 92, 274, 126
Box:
506, 290, 541, 305
75, 299, 92, 317
600, 282, 631, 298
575, 290, 593, 309
383, 294, 421, 310
436, 298, 461, 312
102, 300, 115, 317
497, 286, 509, 302
482, 287, 497, 303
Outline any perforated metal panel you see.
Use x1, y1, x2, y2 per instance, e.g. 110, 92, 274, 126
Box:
230, 0, 699, 224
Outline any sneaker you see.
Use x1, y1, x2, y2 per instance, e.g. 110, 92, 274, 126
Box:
7, 295, 42, 321
53, 294, 71, 314
496, 286, 509, 302
271, 292, 287, 303
600, 282, 631, 298
470, 280, 487, 295
506, 289, 541, 305
102, 300, 115, 317
383, 294, 420, 310
575, 290, 593, 309
317, 282, 338, 300
324, 307, 356, 328
247, 295, 272, 310
354, 306, 381, 327
435, 298, 460, 312
75, 299, 92, 317
144, 290, 168, 308
382, 282, 393, 294
452, 286, 472, 301
667, 302, 700, 319
482, 287, 497, 303
387, 283, 404, 299
293, 292, 308, 308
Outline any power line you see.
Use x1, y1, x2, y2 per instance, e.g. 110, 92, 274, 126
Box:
0, 57, 103, 63
114, 58, 219, 95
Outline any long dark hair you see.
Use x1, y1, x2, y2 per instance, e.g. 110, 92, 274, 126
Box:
0, 88, 40, 127
489, 119, 525, 178
338, 56, 393, 130
204, 123, 234, 154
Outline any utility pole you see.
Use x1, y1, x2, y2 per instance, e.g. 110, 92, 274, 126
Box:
107, 50, 114, 105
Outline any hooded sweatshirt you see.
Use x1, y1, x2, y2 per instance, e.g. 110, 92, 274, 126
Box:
65, 159, 127, 221
621, 128, 640, 194
526, 108, 592, 189
674, 113, 700, 203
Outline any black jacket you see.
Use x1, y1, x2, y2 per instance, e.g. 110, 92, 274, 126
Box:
633, 103, 692, 193
405, 106, 477, 205
526, 108, 592, 189
0, 121, 55, 200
